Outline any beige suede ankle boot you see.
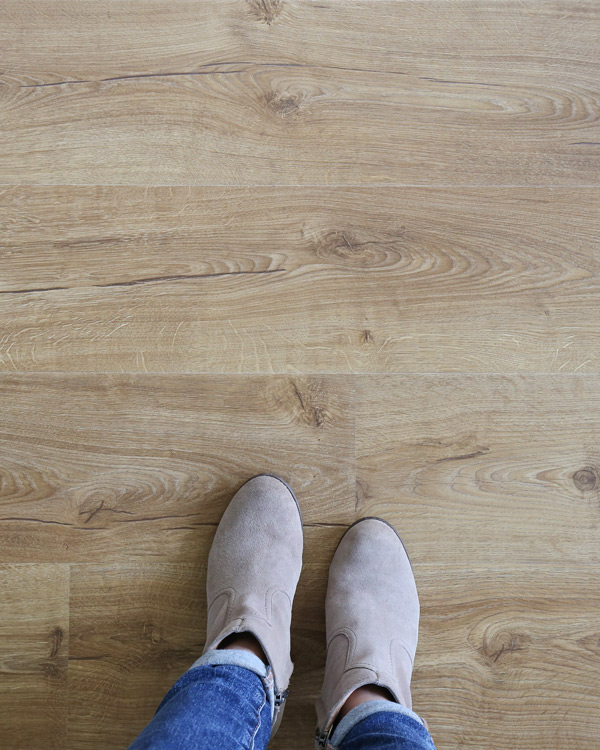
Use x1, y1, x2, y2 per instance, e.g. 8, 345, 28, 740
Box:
315, 517, 419, 747
203, 474, 303, 733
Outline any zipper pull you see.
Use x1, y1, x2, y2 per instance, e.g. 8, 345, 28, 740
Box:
315, 726, 332, 749
274, 689, 289, 709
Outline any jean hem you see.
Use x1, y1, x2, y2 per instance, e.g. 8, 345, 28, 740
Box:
189, 649, 276, 720
330, 700, 426, 748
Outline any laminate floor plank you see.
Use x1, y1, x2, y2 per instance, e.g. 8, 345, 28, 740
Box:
355, 374, 600, 567
2, 187, 598, 374
0, 564, 69, 750
67, 562, 206, 750
0, 373, 355, 563
1, 1, 598, 185
3, 0, 598, 82
356, 373, 600, 748
414, 564, 600, 749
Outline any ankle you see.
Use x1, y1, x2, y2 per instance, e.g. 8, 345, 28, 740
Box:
337, 684, 394, 722
218, 632, 269, 666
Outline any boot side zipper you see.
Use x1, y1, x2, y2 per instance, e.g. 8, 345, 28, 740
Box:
315, 726, 333, 749
274, 689, 289, 710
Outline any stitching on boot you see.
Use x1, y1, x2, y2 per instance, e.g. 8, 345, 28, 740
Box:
390, 637, 415, 668
327, 627, 356, 661
207, 588, 236, 631
329, 629, 382, 675
268, 587, 293, 622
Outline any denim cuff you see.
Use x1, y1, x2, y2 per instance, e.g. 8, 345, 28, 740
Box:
188, 649, 276, 720
330, 699, 426, 747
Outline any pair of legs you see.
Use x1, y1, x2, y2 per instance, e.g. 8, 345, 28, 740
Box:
129, 475, 436, 749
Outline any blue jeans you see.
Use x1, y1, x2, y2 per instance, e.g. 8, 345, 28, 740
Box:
129, 650, 436, 750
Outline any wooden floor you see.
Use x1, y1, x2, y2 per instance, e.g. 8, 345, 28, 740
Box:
1, 2, 599, 748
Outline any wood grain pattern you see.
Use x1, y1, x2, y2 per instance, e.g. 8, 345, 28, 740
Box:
68, 563, 206, 750
2, 187, 599, 373
3, 0, 598, 81
1, 1, 599, 185
0, 373, 354, 563
2, 1, 599, 748
357, 374, 600, 747
414, 564, 600, 748
356, 374, 600, 567
0, 564, 69, 749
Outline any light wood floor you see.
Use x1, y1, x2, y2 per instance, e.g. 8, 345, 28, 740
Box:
1, 2, 599, 749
